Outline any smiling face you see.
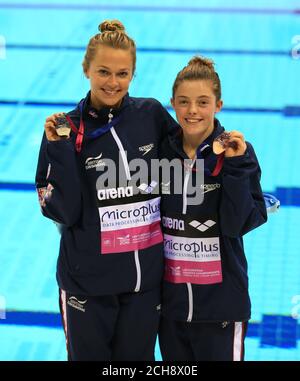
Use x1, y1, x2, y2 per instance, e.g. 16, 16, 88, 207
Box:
171, 79, 223, 143
85, 46, 134, 109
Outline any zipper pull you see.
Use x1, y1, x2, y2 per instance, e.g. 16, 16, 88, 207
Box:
108, 108, 114, 124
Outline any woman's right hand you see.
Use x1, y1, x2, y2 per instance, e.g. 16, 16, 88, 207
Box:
44, 112, 65, 141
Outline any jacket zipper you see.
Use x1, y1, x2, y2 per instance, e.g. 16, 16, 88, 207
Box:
109, 110, 141, 292
134, 250, 141, 292
182, 159, 196, 322
186, 283, 193, 322
109, 110, 131, 181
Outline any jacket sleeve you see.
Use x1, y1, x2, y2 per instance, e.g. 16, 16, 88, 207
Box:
219, 142, 267, 238
35, 133, 82, 227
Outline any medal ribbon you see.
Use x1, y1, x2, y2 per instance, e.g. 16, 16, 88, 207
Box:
182, 143, 224, 177
64, 101, 120, 153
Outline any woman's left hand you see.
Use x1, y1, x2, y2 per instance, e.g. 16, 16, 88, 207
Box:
224, 130, 247, 157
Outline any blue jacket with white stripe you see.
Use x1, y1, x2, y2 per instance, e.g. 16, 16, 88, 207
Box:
160, 119, 267, 322
35, 92, 178, 296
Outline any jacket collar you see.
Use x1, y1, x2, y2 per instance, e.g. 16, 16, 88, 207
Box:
168, 118, 225, 159
78, 91, 130, 121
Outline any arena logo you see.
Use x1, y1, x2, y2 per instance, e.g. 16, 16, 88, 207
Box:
138, 181, 157, 194
162, 216, 185, 231
98, 186, 133, 200
189, 219, 216, 232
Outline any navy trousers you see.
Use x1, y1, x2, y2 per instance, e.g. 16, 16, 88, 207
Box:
59, 287, 161, 361
159, 316, 248, 361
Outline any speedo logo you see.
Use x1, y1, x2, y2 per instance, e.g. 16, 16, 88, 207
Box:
201, 183, 221, 194
189, 220, 216, 232
67, 297, 87, 313
98, 186, 133, 201
85, 153, 105, 170
139, 143, 154, 156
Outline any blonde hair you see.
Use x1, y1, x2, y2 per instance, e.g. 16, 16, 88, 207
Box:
82, 19, 136, 75
172, 56, 221, 101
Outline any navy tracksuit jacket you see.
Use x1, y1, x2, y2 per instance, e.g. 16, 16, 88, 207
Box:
159, 119, 268, 323
35, 92, 178, 297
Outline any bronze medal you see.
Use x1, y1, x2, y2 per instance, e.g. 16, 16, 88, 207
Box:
213, 132, 238, 154
55, 114, 71, 138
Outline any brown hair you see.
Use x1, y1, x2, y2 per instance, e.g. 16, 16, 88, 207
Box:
82, 19, 136, 75
172, 56, 221, 101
